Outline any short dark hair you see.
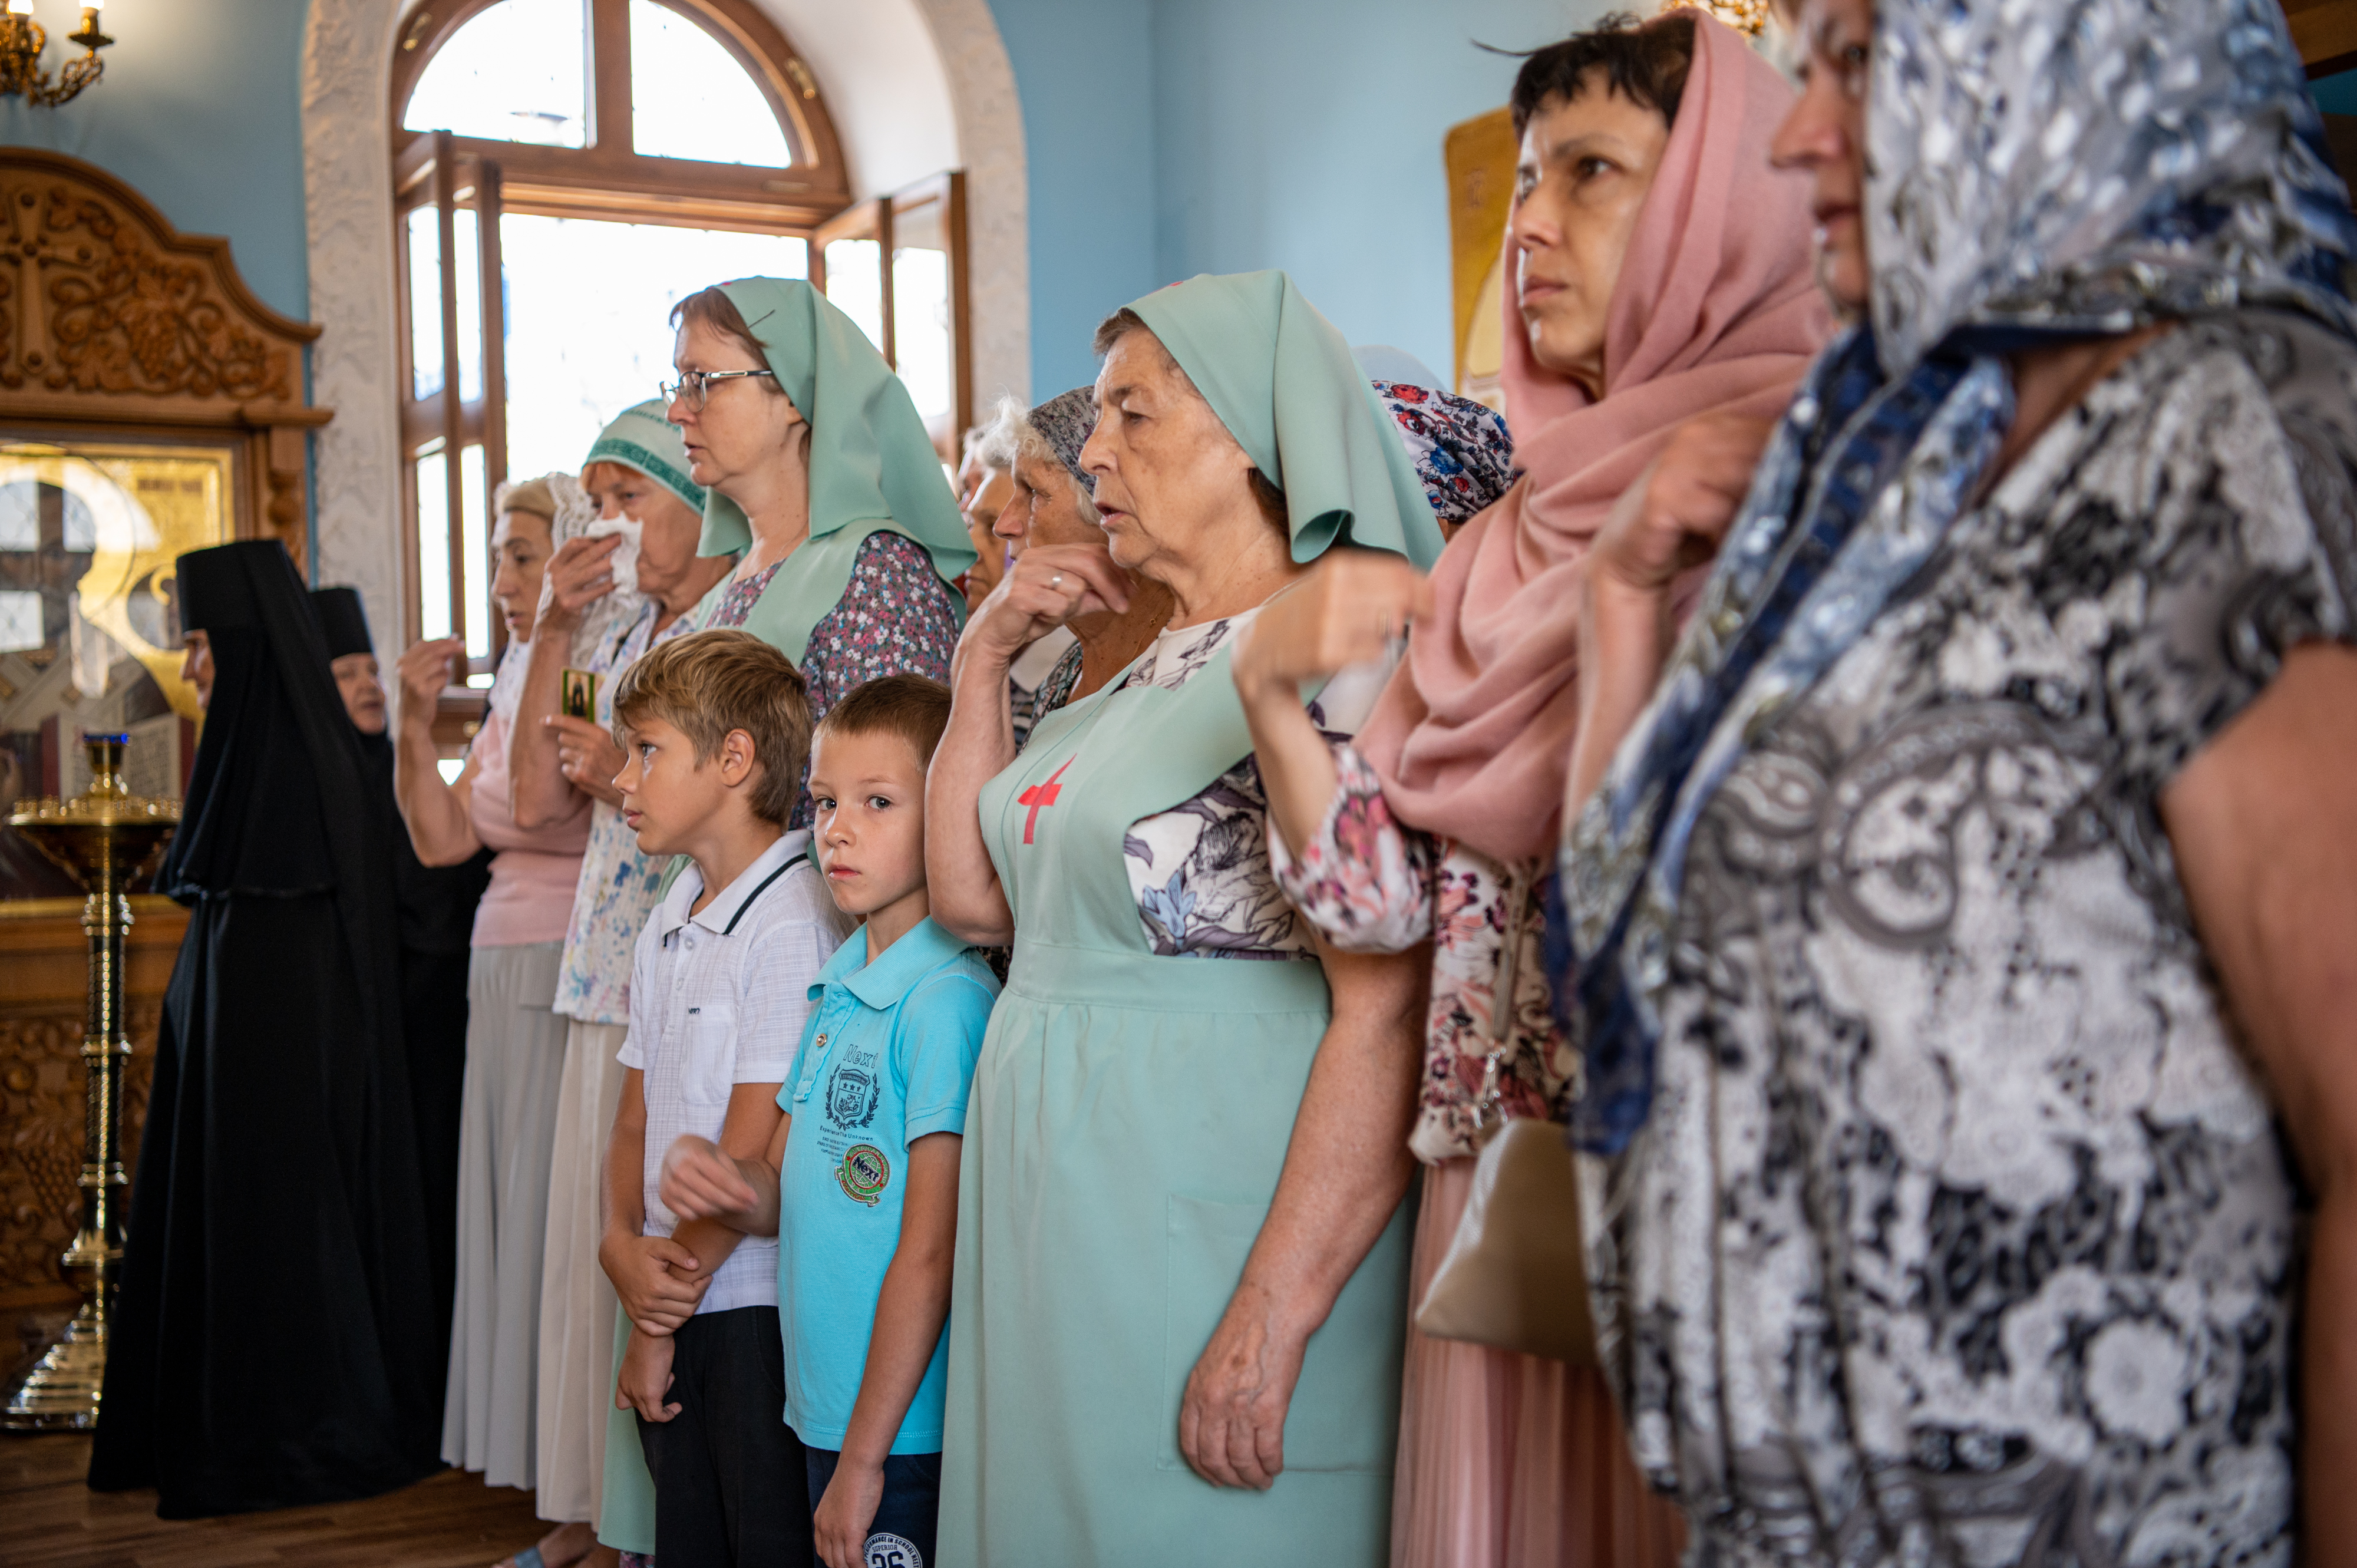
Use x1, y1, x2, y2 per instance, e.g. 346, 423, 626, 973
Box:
1090, 307, 1289, 542
1507, 12, 1697, 138
814, 674, 953, 767
612, 629, 811, 826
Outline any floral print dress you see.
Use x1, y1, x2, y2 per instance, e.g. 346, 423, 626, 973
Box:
707, 529, 962, 826
1268, 749, 1572, 1161
551, 596, 710, 1024
1109, 609, 1394, 960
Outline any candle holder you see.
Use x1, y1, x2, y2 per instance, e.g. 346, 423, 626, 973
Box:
3, 732, 178, 1432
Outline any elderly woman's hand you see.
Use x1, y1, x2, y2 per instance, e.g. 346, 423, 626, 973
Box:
962, 542, 1133, 669
395, 636, 466, 722
1233, 550, 1431, 706
534, 534, 622, 639
1590, 412, 1775, 600
547, 713, 628, 807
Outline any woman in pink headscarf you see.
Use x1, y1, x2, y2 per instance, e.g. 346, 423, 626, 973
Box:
1232, 12, 1827, 1564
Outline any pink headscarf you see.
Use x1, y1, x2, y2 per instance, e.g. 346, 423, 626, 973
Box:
1355, 11, 1830, 864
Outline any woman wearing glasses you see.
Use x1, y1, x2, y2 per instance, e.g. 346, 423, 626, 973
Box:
658, 277, 974, 827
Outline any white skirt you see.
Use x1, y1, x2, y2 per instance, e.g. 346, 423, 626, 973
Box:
440, 940, 569, 1488
533, 1019, 628, 1523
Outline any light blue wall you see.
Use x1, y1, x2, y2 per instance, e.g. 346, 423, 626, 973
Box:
0, 0, 312, 321
986, 0, 1605, 394
1150, 0, 1596, 382
985, 0, 1162, 399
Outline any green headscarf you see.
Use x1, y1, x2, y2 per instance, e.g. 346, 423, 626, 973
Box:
694, 277, 975, 662
583, 400, 705, 515
1125, 270, 1444, 570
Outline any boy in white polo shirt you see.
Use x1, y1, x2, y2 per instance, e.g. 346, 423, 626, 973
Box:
661, 675, 995, 1568
597, 629, 852, 1564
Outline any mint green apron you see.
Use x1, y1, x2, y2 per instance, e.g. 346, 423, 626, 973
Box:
939, 648, 1411, 1565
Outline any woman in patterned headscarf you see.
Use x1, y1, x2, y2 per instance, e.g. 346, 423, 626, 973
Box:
1553, 0, 2357, 1558
1234, 14, 1825, 1563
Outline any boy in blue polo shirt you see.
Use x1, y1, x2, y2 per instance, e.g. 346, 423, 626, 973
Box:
661, 674, 993, 1568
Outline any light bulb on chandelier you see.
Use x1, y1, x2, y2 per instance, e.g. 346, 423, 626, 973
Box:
1665, 0, 1772, 36
1, 0, 113, 108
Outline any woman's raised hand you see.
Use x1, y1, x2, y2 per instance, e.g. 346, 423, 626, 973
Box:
963, 541, 1133, 667
549, 715, 628, 807
1233, 550, 1432, 703
395, 636, 466, 718
534, 533, 623, 638
1590, 412, 1776, 599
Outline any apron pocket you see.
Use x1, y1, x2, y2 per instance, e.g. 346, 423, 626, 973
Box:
1158, 1192, 1411, 1475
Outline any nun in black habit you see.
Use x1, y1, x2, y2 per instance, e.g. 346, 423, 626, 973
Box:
90, 542, 443, 1516
311, 585, 490, 1361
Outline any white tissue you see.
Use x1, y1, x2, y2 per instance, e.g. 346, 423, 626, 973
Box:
582, 513, 643, 597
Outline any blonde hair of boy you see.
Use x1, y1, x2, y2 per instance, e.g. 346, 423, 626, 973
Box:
812, 673, 952, 766
610, 629, 811, 825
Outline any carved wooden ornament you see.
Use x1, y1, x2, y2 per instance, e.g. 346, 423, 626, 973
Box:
0, 148, 331, 567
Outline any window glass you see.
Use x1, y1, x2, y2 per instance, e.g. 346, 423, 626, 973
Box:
462, 445, 490, 661
416, 446, 452, 642
409, 209, 443, 401
454, 208, 484, 405
500, 214, 807, 482
891, 199, 952, 427
824, 239, 884, 356
631, 0, 791, 167
407, 206, 483, 404
404, 0, 587, 148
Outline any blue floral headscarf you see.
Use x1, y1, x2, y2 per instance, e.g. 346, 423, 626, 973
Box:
1554, 0, 2357, 1156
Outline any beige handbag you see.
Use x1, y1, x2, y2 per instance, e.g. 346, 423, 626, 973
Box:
1411, 872, 1597, 1366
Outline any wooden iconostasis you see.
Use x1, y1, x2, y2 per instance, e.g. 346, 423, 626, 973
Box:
0, 149, 328, 1357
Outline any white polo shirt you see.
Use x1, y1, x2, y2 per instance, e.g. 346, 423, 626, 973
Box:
619, 829, 853, 1316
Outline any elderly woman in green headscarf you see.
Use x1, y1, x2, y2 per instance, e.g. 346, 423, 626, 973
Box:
926, 272, 1445, 1563
664, 276, 973, 824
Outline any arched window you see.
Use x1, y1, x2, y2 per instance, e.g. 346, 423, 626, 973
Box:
390, 0, 970, 681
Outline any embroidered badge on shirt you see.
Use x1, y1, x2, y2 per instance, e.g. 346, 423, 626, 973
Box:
827, 1062, 882, 1129
837, 1144, 890, 1206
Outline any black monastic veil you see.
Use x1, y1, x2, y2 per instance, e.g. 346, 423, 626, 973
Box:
90, 542, 444, 1516
311, 583, 491, 1375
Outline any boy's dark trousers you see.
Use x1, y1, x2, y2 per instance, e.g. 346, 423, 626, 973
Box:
636, 1305, 811, 1567
802, 1443, 942, 1568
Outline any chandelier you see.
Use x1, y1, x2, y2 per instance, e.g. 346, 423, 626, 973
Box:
1673, 0, 1771, 35
1, 0, 112, 108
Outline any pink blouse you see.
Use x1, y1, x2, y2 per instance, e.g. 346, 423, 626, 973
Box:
466, 706, 590, 948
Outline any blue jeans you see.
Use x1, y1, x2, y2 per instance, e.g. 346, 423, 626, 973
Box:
800, 1442, 940, 1568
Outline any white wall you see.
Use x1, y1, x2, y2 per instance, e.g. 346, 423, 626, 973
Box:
754, 0, 959, 197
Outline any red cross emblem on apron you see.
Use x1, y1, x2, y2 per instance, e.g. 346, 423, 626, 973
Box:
1018, 757, 1075, 846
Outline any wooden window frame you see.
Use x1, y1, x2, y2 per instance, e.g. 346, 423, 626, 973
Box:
388, 0, 972, 741
813, 171, 974, 457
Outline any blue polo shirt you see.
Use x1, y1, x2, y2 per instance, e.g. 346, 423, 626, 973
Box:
776, 916, 997, 1454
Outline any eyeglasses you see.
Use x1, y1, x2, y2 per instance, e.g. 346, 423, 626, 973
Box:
659, 368, 776, 412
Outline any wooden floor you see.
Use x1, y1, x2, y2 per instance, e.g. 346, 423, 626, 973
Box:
0, 1435, 547, 1567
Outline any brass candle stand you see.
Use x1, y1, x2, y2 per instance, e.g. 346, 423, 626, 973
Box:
4, 732, 179, 1431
